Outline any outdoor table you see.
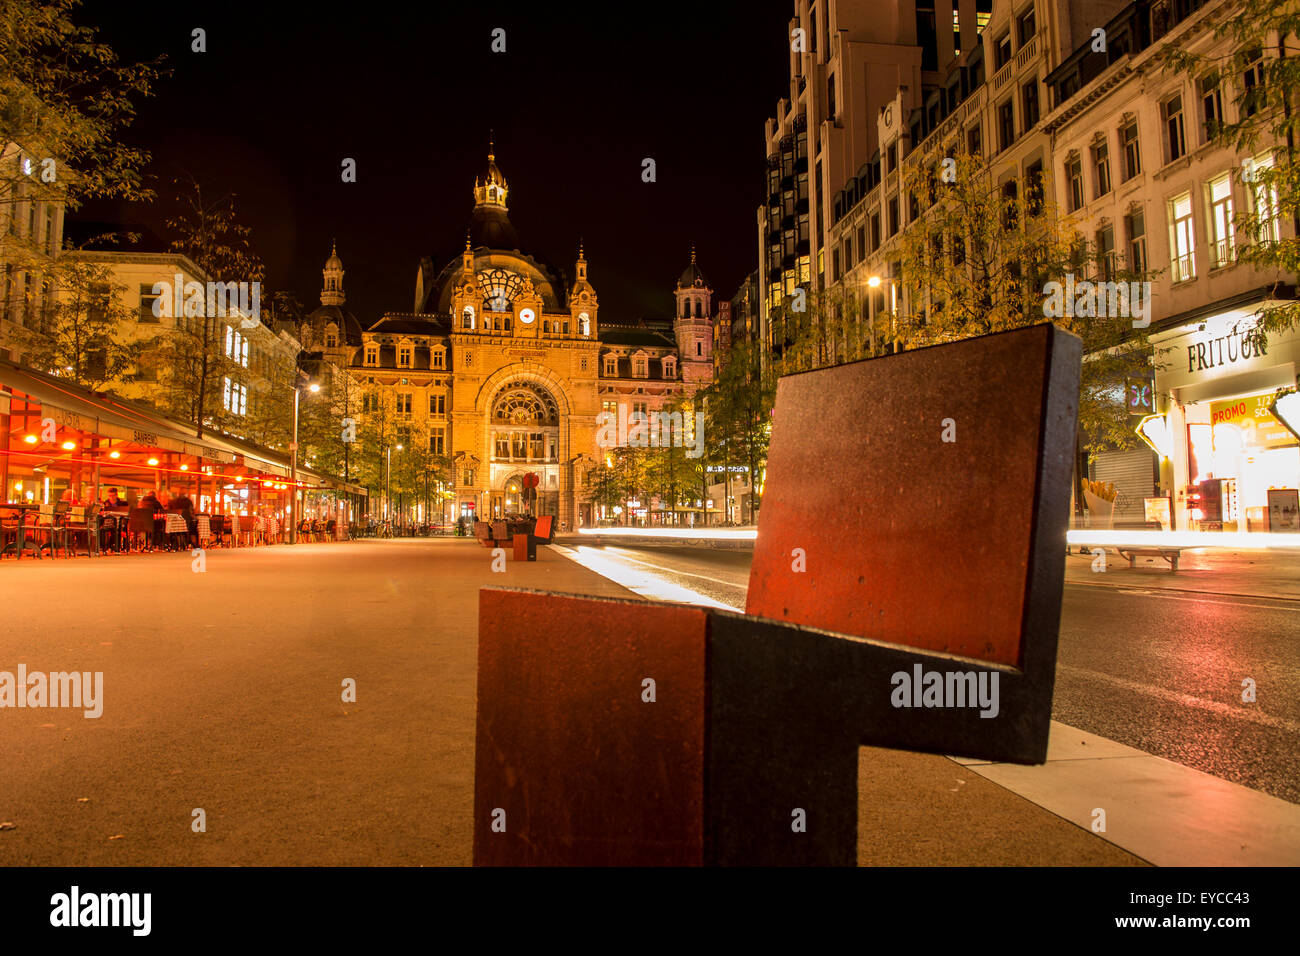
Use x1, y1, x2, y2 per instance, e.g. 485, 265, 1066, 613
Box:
163, 513, 188, 535
98, 509, 130, 553
1, 503, 42, 557
196, 514, 212, 544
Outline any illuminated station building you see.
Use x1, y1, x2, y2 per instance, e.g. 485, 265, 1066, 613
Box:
346, 147, 714, 528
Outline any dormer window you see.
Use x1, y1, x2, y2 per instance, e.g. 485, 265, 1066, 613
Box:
398, 342, 413, 368
663, 357, 677, 379
364, 343, 378, 366
633, 353, 648, 378
603, 354, 618, 376
432, 347, 446, 370
324, 323, 339, 348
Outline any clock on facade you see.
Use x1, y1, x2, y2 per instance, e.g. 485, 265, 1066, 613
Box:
519, 307, 536, 324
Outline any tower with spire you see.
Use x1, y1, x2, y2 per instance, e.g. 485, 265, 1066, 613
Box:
674, 246, 714, 384
321, 240, 345, 307
568, 240, 598, 338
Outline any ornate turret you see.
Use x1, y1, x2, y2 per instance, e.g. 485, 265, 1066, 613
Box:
321, 240, 345, 306
469, 139, 520, 250
569, 240, 597, 337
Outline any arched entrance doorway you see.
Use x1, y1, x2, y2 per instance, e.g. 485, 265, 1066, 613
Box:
487, 380, 562, 517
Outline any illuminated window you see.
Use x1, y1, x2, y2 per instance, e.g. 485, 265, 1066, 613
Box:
1169, 192, 1196, 282
1249, 154, 1279, 243
463, 306, 475, 329
1208, 174, 1234, 268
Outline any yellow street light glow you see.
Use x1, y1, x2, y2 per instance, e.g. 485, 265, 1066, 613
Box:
396, 444, 403, 451
109, 450, 121, 459
867, 276, 882, 288
180, 464, 189, 471
23, 434, 37, 444
61, 441, 76, 450
309, 383, 321, 393
147, 458, 159, 466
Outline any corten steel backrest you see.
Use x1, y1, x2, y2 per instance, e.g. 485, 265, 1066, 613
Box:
475, 324, 1081, 866
533, 515, 553, 541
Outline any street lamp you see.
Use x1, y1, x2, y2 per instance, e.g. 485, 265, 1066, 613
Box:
290, 379, 321, 544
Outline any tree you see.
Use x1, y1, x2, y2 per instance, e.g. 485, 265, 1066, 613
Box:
16, 253, 138, 388
1162, 0, 1300, 344
0, 0, 161, 229
1, 0, 161, 356
893, 150, 1153, 456
702, 338, 774, 523
153, 176, 265, 436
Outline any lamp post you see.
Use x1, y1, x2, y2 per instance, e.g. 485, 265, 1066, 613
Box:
290, 380, 321, 544
384, 443, 403, 530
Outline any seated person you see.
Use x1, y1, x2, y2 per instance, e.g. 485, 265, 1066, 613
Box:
170, 487, 196, 546
101, 487, 127, 510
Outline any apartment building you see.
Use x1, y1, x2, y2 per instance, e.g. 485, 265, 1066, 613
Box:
824, 0, 1297, 532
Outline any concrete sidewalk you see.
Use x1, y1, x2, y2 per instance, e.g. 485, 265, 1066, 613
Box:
0, 538, 1143, 866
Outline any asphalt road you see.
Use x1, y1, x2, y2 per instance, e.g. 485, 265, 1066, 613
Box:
566, 543, 1300, 805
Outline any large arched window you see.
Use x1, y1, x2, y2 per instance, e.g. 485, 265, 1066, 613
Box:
491, 382, 560, 426
478, 269, 526, 312
463, 306, 475, 330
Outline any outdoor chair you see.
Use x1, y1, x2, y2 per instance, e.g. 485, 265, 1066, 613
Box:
127, 508, 156, 553
0, 508, 25, 560
65, 505, 100, 557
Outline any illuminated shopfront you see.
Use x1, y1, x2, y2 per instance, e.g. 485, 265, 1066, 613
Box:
1150, 308, 1300, 531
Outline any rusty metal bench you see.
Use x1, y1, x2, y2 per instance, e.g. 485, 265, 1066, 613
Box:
475, 324, 1082, 865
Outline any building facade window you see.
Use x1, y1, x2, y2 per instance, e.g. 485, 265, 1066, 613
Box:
1200, 75, 1223, 144
998, 99, 1015, 151
996, 31, 1012, 69
1022, 78, 1039, 129
1125, 209, 1147, 274
1162, 94, 1186, 163
1249, 153, 1280, 243
397, 392, 413, 417
1066, 157, 1083, 212
967, 122, 982, 156
1121, 121, 1141, 180
1017, 7, 1036, 44
364, 343, 378, 366
431, 348, 445, 370
429, 392, 446, 415
603, 355, 617, 376
1169, 192, 1196, 282
222, 377, 247, 416
1208, 173, 1235, 267
398, 343, 412, 368
1092, 142, 1111, 198
1241, 48, 1264, 118
1097, 226, 1117, 281
429, 429, 445, 455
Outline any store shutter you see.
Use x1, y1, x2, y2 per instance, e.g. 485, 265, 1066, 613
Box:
1093, 447, 1156, 521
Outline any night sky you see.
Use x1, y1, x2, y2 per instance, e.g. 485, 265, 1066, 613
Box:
77, 0, 792, 323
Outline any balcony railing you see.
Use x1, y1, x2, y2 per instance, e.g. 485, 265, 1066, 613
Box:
1211, 238, 1235, 269
1015, 34, 1038, 71
1172, 253, 1196, 283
